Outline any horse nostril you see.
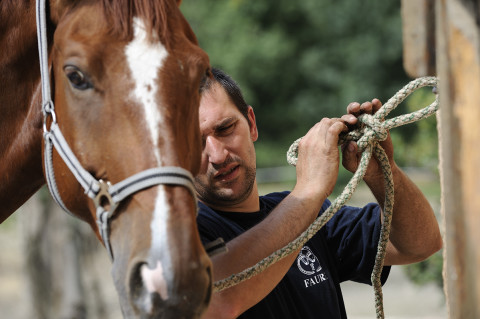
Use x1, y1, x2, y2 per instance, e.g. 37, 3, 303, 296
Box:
140, 261, 170, 300
129, 262, 160, 315
129, 262, 144, 300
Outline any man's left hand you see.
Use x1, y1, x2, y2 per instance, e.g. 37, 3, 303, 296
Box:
341, 98, 397, 182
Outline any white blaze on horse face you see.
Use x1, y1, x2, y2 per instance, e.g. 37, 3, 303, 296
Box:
125, 17, 172, 300
125, 17, 168, 165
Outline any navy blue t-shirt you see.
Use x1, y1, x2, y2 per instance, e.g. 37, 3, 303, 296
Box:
197, 191, 390, 318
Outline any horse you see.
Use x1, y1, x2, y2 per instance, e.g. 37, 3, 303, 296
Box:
0, 0, 212, 317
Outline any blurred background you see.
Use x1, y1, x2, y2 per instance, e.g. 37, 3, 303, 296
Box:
0, 0, 445, 318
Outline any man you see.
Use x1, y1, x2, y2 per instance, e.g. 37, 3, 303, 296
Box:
195, 68, 442, 318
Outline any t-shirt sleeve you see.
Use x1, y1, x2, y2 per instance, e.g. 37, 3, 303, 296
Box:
323, 202, 391, 285
196, 191, 290, 247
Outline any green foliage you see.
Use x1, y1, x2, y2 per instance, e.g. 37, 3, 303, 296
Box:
389, 87, 439, 168
182, 0, 413, 167
404, 251, 444, 288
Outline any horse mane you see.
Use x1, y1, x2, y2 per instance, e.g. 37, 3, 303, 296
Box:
100, 0, 177, 46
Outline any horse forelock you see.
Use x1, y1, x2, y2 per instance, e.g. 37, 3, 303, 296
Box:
100, 0, 180, 47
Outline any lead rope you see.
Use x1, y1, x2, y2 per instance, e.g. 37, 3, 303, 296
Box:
213, 76, 439, 319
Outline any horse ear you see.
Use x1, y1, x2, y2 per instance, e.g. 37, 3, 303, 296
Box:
176, 0, 183, 7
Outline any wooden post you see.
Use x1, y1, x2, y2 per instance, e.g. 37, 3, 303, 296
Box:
436, 0, 480, 317
401, 0, 436, 77
403, 0, 480, 317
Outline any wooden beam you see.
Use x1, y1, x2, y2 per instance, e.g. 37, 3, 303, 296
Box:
401, 0, 436, 77
436, 0, 480, 317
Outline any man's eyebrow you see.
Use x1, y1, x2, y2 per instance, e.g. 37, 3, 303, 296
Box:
213, 117, 237, 131
201, 116, 238, 141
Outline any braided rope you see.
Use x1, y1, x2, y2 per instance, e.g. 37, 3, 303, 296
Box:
213, 76, 439, 319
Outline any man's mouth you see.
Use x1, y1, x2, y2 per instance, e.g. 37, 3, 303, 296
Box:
214, 165, 240, 181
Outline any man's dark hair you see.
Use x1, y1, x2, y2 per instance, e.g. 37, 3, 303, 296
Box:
200, 67, 250, 121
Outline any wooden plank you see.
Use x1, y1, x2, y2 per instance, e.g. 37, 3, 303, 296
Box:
436, 0, 480, 317
401, 0, 436, 77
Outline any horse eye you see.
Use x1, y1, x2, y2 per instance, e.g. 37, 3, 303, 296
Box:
64, 65, 92, 90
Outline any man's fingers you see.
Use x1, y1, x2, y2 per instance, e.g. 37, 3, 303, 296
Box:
360, 101, 373, 114
347, 102, 361, 115
371, 98, 383, 112
324, 120, 347, 146
341, 141, 358, 170
340, 114, 357, 127
347, 99, 383, 116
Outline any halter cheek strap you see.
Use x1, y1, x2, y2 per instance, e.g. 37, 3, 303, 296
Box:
36, 0, 197, 260
44, 124, 197, 258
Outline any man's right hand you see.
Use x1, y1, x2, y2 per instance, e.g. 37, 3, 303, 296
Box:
294, 115, 355, 199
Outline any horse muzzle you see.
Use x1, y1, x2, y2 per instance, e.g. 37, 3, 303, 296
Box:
109, 186, 212, 319
128, 255, 212, 319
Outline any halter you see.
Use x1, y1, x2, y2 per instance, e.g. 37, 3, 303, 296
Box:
35, 0, 197, 259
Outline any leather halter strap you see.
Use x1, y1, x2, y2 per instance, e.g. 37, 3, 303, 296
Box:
36, 0, 197, 260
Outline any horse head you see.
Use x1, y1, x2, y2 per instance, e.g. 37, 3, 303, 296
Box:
45, 0, 211, 317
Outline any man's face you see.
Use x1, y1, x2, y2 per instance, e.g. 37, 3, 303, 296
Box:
195, 83, 258, 210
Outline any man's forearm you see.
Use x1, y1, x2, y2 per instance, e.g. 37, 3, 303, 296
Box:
365, 166, 442, 265
205, 190, 325, 318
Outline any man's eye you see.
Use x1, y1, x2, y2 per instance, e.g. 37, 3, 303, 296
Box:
218, 124, 234, 135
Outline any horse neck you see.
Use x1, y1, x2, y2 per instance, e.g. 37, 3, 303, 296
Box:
0, 2, 48, 221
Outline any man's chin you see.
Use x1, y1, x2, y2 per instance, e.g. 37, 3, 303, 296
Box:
203, 187, 245, 206
213, 189, 237, 202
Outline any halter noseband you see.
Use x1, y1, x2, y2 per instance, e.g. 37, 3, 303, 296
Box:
36, 0, 197, 259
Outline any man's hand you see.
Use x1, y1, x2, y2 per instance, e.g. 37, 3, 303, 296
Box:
341, 98, 397, 182
295, 115, 356, 199
339, 98, 442, 265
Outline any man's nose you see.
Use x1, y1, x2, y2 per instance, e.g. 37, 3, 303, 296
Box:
205, 136, 228, 164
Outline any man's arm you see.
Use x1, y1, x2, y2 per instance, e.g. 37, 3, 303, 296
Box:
365, 165, 442, 265
341, 99, 442, 266
206, 191, 324, 318
204, 117, 350, 319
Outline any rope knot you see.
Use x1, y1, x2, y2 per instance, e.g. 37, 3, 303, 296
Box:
355, 114, 388, 151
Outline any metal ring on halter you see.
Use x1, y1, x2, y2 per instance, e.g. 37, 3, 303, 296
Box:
42, 101, 57, 133
93, 180, 119, 217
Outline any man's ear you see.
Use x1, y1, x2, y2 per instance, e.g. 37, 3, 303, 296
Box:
247, 106, 259, 142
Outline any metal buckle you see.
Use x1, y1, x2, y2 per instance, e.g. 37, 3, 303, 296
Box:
94, 180, 119, 216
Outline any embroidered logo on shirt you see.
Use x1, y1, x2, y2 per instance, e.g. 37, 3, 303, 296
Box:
297, 246, 322, 275
297, 246, 328, 288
